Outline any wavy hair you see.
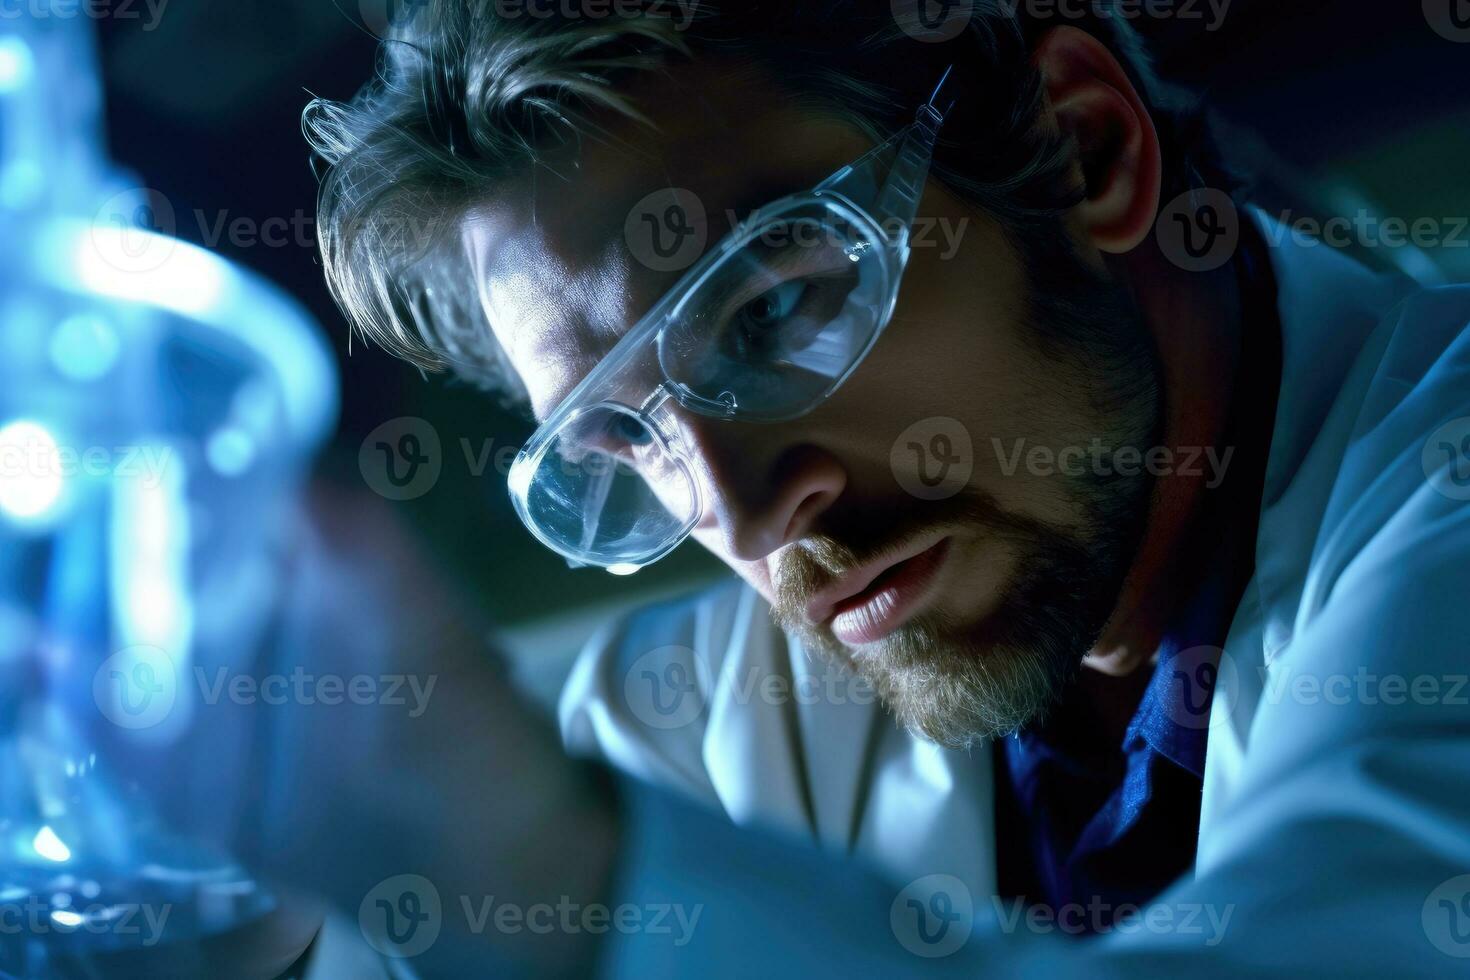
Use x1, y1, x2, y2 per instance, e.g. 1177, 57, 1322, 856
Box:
304, 1, 1221, 403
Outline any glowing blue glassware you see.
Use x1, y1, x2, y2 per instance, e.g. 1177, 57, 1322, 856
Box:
0, 12, 336, 974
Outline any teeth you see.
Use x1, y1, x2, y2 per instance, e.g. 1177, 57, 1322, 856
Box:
832, 583, 902, 644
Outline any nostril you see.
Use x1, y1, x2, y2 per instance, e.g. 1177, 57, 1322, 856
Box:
783, 487, 836, 546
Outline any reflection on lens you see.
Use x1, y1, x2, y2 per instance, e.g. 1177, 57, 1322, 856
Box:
514, 404, 697, 567
658, 201, 891, 422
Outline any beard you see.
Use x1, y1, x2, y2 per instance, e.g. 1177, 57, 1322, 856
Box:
771, 241, 1159, 750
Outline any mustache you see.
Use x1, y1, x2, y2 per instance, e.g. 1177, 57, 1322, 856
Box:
770, 491, 1046, 622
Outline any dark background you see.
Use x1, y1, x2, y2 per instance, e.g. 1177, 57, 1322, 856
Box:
92, 0, 1470, 633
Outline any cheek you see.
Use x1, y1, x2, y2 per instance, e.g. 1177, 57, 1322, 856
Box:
690, 526, 777, 603
810, 227, 1093, 527
834, 218, 1030, 416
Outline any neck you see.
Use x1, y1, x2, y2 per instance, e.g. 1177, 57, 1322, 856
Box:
1084, 231, 1258, 678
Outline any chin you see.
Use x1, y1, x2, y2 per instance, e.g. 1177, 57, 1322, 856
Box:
770, 607, 1039, 748
762, 492, 1140, 746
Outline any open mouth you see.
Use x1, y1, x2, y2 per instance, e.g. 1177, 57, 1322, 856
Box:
827, 537, 951, 646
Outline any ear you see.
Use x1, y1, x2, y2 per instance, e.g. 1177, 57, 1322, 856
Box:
1033, 26, 1162, 254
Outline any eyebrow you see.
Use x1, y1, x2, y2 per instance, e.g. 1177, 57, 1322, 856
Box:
528, 332, 606, 425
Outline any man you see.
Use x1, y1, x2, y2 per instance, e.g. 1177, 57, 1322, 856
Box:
305, 1, 1470, 972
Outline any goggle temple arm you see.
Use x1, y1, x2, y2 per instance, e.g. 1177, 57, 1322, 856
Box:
871, 65, 958, 266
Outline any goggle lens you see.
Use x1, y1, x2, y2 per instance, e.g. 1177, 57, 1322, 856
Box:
658, 202, 891, 422
511, 403, 698, 568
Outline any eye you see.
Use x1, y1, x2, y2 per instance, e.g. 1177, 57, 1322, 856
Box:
608, 412, 654, 449
733, 280, 807, 351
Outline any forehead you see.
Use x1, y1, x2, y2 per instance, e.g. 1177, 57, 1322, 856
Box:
461, 67, 875, 420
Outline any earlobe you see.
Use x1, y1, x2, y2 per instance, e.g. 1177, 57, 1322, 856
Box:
1033, 27, 1162, 254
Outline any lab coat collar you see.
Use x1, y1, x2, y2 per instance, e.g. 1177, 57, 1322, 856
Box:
1244, 206, 1414, 663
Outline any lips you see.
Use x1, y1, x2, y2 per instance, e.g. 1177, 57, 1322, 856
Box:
805, 537, 951, 646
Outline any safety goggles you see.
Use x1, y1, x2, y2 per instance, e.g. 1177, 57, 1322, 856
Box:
508, 70, 956, 572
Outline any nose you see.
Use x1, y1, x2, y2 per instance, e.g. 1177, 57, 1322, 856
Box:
677, 415, 847, 562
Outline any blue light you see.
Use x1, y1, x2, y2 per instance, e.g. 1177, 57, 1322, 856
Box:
50, 313, 120, 381
33, 825, 72, 863
74, 223, 225, 317
0, 37, 34, 93
0, 159, 43, 210
33, 219, 338, 450
206, 427, 255, 477
0, 419, 65, 522
111, 455, 193, 653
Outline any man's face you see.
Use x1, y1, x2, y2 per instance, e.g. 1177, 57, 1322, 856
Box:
466, 67, 1159, 746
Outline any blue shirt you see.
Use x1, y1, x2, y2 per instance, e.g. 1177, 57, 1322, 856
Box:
991, 563, 1234, 927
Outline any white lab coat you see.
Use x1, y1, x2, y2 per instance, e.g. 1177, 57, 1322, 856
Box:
560, 211, 1470, 975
